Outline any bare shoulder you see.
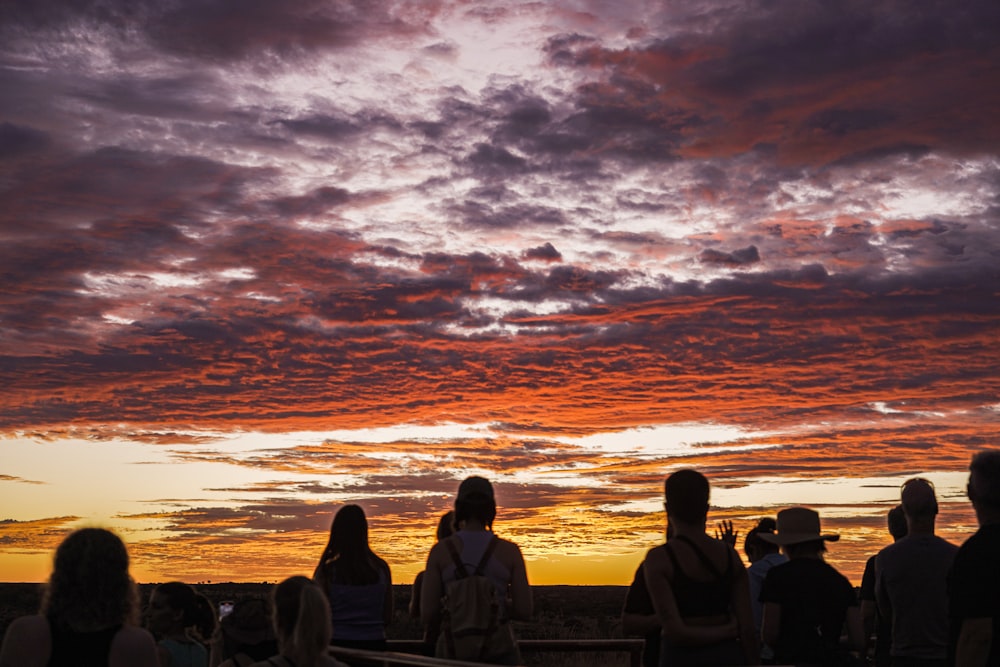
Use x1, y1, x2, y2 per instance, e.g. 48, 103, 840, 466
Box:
0, 615, 50, 667
109, 625, 158, 667
494, 535, 526, 563
643, 543, 669, 569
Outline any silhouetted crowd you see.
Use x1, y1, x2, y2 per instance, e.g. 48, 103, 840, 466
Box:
1, 451, 998, 667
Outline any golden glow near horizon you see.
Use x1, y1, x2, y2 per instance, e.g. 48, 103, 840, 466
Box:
0, 422, 986, 586
1, 2, 999, 587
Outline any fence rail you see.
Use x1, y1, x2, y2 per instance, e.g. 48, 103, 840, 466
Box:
328, 638, 646, 667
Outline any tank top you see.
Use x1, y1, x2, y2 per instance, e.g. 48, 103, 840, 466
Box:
46, 617, 120, 667
663, 535, 734, 618
324, 561, 390, 641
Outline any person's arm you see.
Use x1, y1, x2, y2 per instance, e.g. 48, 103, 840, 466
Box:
955, 617, 993, 667
859, 555, 877, 654
108, 626, 159, 667
761, 602, 781, 648
409, 571, 425, 618
0, 615, 49, 667
621, 564, 660, 637
729, 551, 760, 664
382, 561, 394, 626
844, 605, 864, 653
420, 544, 444, 628
506, 542, 532, 621
644, 546, 738, 646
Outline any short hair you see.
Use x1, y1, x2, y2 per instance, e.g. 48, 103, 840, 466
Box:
454, 495, 496, 530
969, 450, 1000, 510
887, 504, 908, 539
901, 478, 938, 519
664, 469, 710, 524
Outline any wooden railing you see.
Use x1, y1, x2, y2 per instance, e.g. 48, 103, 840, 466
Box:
328, 638, 645, 667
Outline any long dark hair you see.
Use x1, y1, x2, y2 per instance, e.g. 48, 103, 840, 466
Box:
315, 505, 385, 586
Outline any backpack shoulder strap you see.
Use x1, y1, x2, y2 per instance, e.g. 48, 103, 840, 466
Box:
474, 536, 499, 576
444, 537, 469, 578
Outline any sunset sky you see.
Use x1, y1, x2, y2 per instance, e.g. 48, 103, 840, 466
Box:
1, 0, 998, 588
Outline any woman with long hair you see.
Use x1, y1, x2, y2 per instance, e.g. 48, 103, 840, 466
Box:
0, 527, 159, 667
145, 581, 212, 667
248, 577, 345, 667
312, 505, 392, 652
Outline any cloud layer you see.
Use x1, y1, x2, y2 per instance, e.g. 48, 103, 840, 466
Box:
1, 0, 997, 583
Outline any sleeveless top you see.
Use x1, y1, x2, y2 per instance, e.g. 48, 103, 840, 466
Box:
160, 637, 209, 667
663, 535, 734, 618
441, 531, 512, 620
324, 561, 390, 641
47, 617, 120, 667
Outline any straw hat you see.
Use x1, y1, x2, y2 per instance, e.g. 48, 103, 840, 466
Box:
758, 507, 839, 546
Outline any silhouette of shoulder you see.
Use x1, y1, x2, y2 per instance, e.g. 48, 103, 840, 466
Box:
0, 616, 157, 667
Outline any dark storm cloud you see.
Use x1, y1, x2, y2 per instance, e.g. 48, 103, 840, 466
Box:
548, 0, 1000, 164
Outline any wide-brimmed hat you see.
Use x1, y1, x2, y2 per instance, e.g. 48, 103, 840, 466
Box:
457, 476, 494, 501
758, 507, 839, 546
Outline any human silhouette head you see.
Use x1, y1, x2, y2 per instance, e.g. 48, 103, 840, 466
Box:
968, 450, 1000, 524
326, 504, 369, 557
147, 581, 206, 639
454, 476, 497, 530
887, 504, 908, 540
271, 576, 331, 667
900, 478, 938, 532
42, 527, 139, 630
663, 469, 710, 525
744, 517, 780, 563
759, 507, 839, 558
218, 597, 276, 663
436, 510, 455, 541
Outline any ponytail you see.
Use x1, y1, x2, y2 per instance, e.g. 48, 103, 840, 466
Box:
274, 576, 331, 667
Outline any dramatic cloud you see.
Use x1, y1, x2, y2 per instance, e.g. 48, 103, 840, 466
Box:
1, 0, 997, 584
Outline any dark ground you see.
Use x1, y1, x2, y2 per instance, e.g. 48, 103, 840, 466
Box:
0, 582, 630, 643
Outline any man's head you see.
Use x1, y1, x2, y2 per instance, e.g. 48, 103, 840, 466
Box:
968, 450, 1000, 523
887, 504, 908, 541
901, 478, 938, 520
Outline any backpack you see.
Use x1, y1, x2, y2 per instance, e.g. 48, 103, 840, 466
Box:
435, 535, 517, 662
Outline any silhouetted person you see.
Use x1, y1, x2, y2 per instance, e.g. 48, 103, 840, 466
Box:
409, 510, 454, 655
760, 506, 863, 666
249, 576, 347, 667
861, 504, 908, 667
948, 450, 1000, 667
312, 505, 392, 653
420, 476, 532, 665
146, 581, 211, 667
642, 469, 757, 666
744, 517, 786, 663
622, 522, 674, 667
874, 479, 957, 667
209, 597, 278, 667
0, 527, 158, 667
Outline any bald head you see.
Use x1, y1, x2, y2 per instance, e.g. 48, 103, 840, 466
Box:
901, 478, 938, 522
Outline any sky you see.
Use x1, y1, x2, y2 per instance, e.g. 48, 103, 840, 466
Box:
1, 0, 999, 587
